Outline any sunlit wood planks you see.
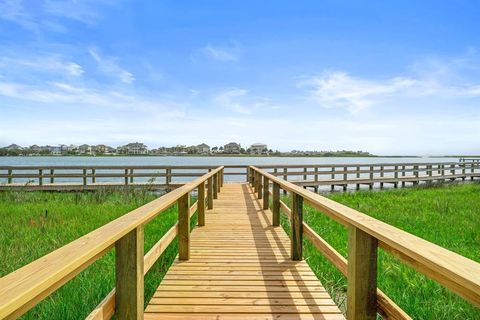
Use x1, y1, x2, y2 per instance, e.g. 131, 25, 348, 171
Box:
145, 183, 345, 319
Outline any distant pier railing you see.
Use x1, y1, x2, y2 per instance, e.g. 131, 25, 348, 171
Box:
0, 161, 479, 191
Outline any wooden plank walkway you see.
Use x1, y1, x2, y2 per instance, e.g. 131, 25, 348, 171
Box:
145, 183, 345, 319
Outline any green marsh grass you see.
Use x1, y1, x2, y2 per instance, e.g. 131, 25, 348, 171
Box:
0, 189, 197, 319
281, 182, 480, 319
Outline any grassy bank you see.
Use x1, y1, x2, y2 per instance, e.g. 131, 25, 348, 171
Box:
0, 189, 192, 319
280, 182, 480, 319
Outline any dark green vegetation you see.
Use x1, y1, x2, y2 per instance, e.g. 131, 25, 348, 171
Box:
280, 182, 480, 319
0, 189, 191, 319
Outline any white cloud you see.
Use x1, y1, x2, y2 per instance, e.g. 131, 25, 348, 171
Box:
201, 42, 240, 62
301, 60, 480, 114
0, 55, 84, 76
299, 71, 417, 113
214, 88, 251, 114
0, 0, 40, 32
89, 47, 134, 84
0, 80, 182, 114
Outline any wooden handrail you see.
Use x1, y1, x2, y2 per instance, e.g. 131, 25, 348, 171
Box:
0, 166, 224, 319
250, 166, 480, 319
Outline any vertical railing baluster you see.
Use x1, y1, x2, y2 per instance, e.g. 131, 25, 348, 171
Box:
50, 169, 54, 184
198, 182, 205, 226
130, 169, 134, 183
207, 176, 213, 209
213, 173, 218, 199
347, 226, 378, 320
272, 182, 280, 227
178, 193, 190, 260
263, 176, 269, 210
7, 169, 12, 184
124, 169, 128, 185
91, 169, 95, 184
258, 173, 263, 199
291, 193, 303, 260
115, 226, 144, 320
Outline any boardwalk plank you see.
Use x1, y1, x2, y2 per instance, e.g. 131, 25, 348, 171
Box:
146, 183, 345, 319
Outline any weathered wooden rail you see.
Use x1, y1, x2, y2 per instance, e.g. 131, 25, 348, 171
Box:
1, 161, 479, 191
249, 166, 480, 319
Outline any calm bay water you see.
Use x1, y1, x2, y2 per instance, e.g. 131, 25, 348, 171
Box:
0, 156, 460, 167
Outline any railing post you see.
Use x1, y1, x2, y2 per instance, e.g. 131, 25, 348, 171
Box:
115, 226, 144, 320
39, 169, 43, 186
166, 168, 171, 185
198, 182, 205, 226
217, 172, 221, 193
7, 169, 12, 184
413, 165, 419, 185
291, 193, 303, 260
272, 182, 280, 227
380, 166, 384, 189
258, 173, 263, 200
331, 167, 335, 191
130, 169, 134, 183
283, 168, 287, 195
207, 176, 213, 209
91, 169, 95, 184
343, 166, 348, 191
213, 173, 218, 199
50, 169, 54, 184
178, 193, 190, 260
347, 226, 378, 320
263, 176, 269, 210
124, 169, 128, 185
220, 168, 224, 187
369, 166, 373, 190
303, 167, 307, 180
82, 169, 87, 186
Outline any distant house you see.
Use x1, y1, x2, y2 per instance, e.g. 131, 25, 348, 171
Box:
119, 142, 148, 155
78, 144, 93, 155
224, 142, 241, 154
4, 144, 23, 151
94, 144, 115, 154
250, 143, 268, 154
48, 145, 62, 155
197, 143, 210, 154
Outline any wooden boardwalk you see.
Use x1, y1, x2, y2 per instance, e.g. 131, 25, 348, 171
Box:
145, 183, 345, 319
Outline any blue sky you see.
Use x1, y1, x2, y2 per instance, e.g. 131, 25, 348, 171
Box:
1, 0, 480, 155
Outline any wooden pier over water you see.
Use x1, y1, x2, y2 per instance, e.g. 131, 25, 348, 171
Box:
0, 165, 479, 319
1, 161, 480, 191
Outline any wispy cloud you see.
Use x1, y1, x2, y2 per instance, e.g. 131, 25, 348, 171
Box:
300, 53, 480, 113
0, 79, 182, 114
89, 47, 134, 84
0, 0, 117, 34
0, 0, 39, 33
214, 88, 251, 114
201, 42, 241, 62
214, 88, 280, 114
299, 72, 416, 113
0, 55, 84, 77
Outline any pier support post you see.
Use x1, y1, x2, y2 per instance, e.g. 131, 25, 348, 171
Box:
258, 174, 263, 199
